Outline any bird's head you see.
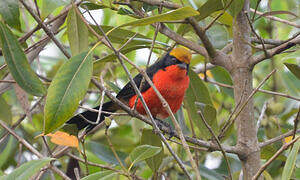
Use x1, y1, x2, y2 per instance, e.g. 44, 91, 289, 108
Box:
163, 47, 191, 73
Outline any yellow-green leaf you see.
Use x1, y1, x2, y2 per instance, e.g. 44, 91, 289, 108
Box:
1, 158, 53, 180
284, 63, 300, 79
0, 22, 46, 96
44, 52, 92, 134
119, 7, 199, 27
41, 0, 70, 20
282, 139, 300, 180
67, 5, 88, 56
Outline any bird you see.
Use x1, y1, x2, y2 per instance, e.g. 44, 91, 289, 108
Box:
66, 47, 191, 132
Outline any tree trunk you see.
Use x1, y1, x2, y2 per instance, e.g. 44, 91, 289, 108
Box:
231, 0, 261, 179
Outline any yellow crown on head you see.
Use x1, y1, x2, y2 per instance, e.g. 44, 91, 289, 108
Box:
169, 47, 192, 64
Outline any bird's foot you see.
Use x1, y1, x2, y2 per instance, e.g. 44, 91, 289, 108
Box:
154, 119, 175, 139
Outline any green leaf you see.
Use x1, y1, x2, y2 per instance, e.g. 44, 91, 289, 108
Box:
81, 170, 117, 180
211, 66, 233, 97
41, 0, 70, 20
44, 52, 92, 134
263, 171, 273, 180
67, 5, 88, 56
284, 63, 300, 79
129, 145, 162, 165
0, 0, 21, 30
86, 141, 127, 165
197, 0, 224, 20
0, 96, 12, 124
227, 0, 244, 17
184, 70, 215, 139
0, 22, 46, 96
141, 129, 164, 172
119, 7, 199, 27
2, 158, 53, 180
0, 136, 16, 169
282, 139, 300, 180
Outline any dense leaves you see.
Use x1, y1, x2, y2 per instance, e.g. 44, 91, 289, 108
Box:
0, 0, 299, 179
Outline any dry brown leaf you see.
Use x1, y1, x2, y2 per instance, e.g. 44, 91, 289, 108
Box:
46, 131, 79, 148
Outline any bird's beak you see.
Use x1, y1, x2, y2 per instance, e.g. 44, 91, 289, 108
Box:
177, 63, 189, 74
177, 63, 188, 69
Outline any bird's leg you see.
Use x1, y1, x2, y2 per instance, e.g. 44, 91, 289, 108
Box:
154, 118, 175, 139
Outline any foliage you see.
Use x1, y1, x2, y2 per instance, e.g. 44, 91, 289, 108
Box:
0, 0, 299, 179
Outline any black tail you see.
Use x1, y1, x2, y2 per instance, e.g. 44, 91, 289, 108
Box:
66, 101, 117, 131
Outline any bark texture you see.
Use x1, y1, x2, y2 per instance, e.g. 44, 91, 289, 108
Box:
231, 0, 261, 179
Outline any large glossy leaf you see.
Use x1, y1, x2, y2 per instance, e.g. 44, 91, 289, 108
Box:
284, 63, 300, 79
86, 141, 127, 165
1, 158, 53, 180
141, 129, 164, 172
67, 5, 88, 56
129, 145, 162, 165
41, 0, 70, 20
81, 170, 117, 180
119, 7, 199, 27
0, 96, 12, 124
0, 22, 46, 96
0, 0, 21, 30
282, 140, 300, 180
184, 70, 216, 139
44, 52, 92, 134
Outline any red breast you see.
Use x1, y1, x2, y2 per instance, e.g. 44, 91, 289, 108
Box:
129, 65, 189, 119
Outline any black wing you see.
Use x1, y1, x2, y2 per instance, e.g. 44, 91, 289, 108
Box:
116, 55, 171, 101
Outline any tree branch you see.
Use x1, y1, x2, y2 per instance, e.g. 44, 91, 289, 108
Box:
251, 36, 299, 66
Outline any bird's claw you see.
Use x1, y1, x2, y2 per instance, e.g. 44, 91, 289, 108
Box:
154, 119, 175, 139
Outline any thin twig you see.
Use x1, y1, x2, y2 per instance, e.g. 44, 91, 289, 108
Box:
204, 0, 234, 31
105, 128, 130, 177
220, 70, 276, 137
251, 0, 261, 22
206, 79, 300, 101
0, 120, 71, 180
245, 13, 268, 58
259, 129, 300, 148
197, 110, 232, 180
252, 136, 300, 180
256, 100, 268, 130
19, 0, 71, 59
79, 139, 89, 175
0, 97, 44, 144
42, 136, 53, 156
250, 8, 300, 28
292, 107, 300, 140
